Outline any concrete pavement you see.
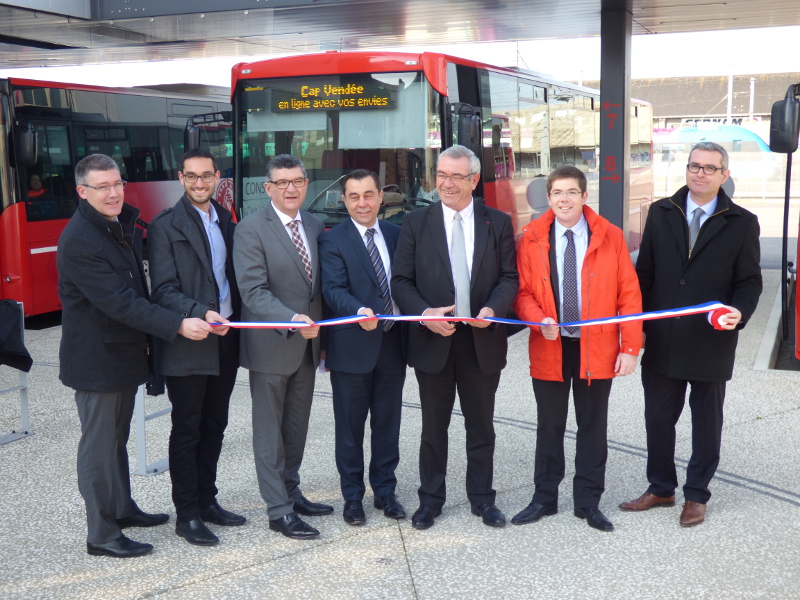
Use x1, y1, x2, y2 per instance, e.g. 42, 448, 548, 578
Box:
0, 269, 798, 600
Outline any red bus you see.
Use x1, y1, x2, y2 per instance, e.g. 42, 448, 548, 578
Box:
227, 51, 653, 243
0, 78, 231, 316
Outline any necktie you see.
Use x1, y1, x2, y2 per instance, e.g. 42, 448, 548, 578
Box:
689, 207, 703, 253
288, 220, 313, 284
452, 212, 471, 319
562, 229, 579, 336
366, 228, 393, 332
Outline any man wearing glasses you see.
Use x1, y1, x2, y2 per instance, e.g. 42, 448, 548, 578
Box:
233, 154, 331, 539
58, 154, 213, 557
511, 166, 641, 533
620, 141, 762, 527
392, 145, 518, 530
148, 148, 245, 546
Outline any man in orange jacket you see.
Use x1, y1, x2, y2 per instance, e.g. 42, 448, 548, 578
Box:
511, 166, 642, 532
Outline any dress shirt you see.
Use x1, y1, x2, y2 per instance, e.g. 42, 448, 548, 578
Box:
441, 200, 475, 280
553, 215, 588, 339
686, 193, 718, 230
352, 219, 398, 315
191, 202, 232, 319
272, 201, 312, 324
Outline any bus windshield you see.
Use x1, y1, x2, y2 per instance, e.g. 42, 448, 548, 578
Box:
238, 70, 442, 227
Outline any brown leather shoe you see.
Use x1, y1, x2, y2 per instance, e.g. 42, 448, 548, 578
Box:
679, 501, 706, 527
619, 491, 675, 511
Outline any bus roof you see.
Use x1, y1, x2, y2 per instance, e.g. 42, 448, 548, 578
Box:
231, 50, 652, 107
6, 77, 229, 103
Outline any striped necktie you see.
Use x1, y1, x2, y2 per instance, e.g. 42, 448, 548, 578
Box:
366, 228, 393, 332
562, 229, 579, 335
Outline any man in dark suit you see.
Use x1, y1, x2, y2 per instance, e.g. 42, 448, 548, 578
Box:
58, 154, 213, 558
391, 145, 518, 530
234, 154, 332, 539
620, 141, 762, 527
149, 148, 245, 546
319, 169, 407, 526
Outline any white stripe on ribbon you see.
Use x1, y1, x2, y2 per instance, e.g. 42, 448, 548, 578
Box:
213, 302, 727, 329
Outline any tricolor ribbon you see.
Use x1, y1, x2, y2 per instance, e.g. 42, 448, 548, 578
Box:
212, 301, 728, 329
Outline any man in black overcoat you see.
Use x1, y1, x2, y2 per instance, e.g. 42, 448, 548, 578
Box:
149, 148, 245, 546
58, 154, 213, 557
620, 142, 762, 527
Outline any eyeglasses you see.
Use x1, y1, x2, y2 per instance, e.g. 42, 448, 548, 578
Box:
82, 181, 126, 194
182, 173, 217, 183
687, 163, 724, 175
548, 190, 583, 200
268, 178, 307, 189
435, 172, 474, 183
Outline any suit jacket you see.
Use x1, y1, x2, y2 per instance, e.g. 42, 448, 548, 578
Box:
391, 201, 518, 375
57, 199, 183, 392
319, 218, 406, 374
148, 195, 239, 377
637, 185, 762, 382
233, 202, 324, 376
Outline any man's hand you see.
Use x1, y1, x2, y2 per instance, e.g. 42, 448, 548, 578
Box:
614, 352, 638, 376
714, 306, 742, 330
357, 307, 379, 331
422, 305, 457, 337
469, 306, 495, 328
178, 317, 213, 340
293, 314, 321, 339
205, 310, 230, 336
539, 317, 559, 341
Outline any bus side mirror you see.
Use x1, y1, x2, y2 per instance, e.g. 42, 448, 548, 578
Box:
457, 113, 482, 150
769, 85, 800, 154
185, 125, 201, 151
16, 122, 37, 168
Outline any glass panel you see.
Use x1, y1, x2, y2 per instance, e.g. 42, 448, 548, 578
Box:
238, 71, 441, 226
24, 124, 78, 221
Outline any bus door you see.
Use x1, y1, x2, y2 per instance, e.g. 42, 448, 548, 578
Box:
21, 121, 77, 314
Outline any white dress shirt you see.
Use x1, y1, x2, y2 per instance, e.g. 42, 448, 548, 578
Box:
352, 219, 398, 315
441, 199, 475, 280
553, 214, 588, 338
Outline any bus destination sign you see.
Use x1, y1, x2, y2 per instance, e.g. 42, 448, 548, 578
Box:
272, 81, 397, 112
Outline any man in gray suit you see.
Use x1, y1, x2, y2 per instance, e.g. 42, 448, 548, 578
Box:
234, 154, 331, 539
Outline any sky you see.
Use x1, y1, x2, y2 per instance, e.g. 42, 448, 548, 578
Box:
0, 25, 799, 87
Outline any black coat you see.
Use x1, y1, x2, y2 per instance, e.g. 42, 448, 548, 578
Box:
391, 201, 518, 375
637, 186, 762, 382
148, 195, 239, 377
57, 199, 184, 392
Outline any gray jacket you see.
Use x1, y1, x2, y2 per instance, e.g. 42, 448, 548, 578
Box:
57, 199, 183, 392
233, 202, 324, 376
149, 195, 239, 377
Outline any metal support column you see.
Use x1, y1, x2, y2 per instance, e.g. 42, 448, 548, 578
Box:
133, 385, 171, 476
599, 2, 632, 237
0, 302, 33, 445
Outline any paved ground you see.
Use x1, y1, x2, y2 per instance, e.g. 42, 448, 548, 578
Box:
1, 269, 799, 600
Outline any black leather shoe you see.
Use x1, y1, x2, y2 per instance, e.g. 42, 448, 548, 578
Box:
269, 512, 320, 539
87, 535, 153, 558
374, 494, 406, 519
116, 509, 169, 529
293, 495, 334, 516
201, 502, 246, 526
176, 518, 219, 546
343, 500, 366, 525
411, 505, 442, 530
471, 503, 506, 527
574, 506, 614, 532
511, 502, 558, 525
